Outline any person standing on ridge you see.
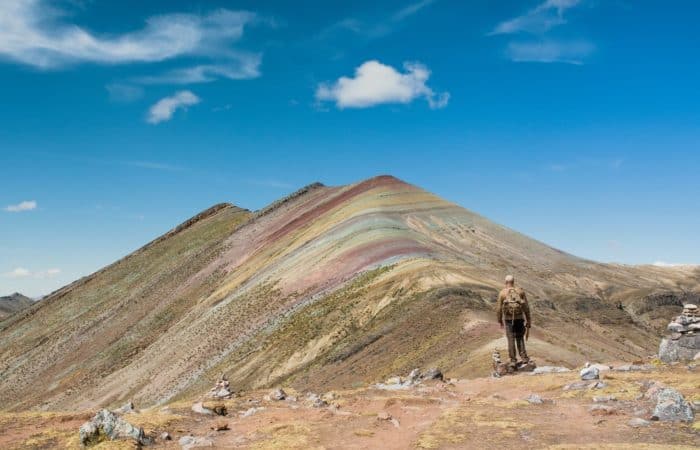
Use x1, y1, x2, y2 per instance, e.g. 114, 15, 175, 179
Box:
496, 275, 531, 368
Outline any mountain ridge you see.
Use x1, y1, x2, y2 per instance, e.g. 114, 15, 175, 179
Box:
0, 175, 697, 411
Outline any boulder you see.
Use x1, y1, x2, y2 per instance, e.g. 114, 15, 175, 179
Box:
160, 432, 172, 441
202, 402, 227, 416
79, 409, 146, 447
580, 365, 600, 381
651, 388, 694, 422
526, 394, 543, 404
269, 388, 287, 401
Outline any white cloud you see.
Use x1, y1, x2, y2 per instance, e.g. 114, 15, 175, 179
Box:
4, 267, 30, 278
0, 0, 257, 69
146, 90, 201, 124
652, 262, 698, 268
5, 200, 37, 212
490, 0, 581, 35
506, 40, 593, 64
2, 267, 60, 278
316, 60, 449, 109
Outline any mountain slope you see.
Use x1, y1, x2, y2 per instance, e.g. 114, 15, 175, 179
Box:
0, 293, 33, 320
0, 175, 698, 411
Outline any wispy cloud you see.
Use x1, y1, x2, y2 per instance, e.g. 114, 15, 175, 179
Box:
490, 0, 580, 36
0, 0, 267, 89
3, 267, 60, 278
489, 0, 591, 65
146, 90, 200, 124
106, 83, 144, 103
320, 0, 437, 40
316, 60, 449, 109
5, 200, 37, 212
133, 55, 262, 85
0, 1, 258, 68
507, 40, 593, 65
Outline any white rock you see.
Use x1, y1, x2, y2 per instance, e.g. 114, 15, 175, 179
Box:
580, 366, 600, 380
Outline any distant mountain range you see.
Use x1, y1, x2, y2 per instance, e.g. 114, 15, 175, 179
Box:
0, 293, 33, 320
0, 175, 698, 411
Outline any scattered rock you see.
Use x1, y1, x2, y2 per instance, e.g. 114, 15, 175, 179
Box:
306, 392, 328, 408
422, 367, 444, 381
376, 411, 400, 428
113, 401, 134, 414
533, 366, 571, 374
377, 411, 392, 421
240, 407, 264, 417
269, 388, 287, 401
210, 420, 229, 431
628, 418, 651, 428
580, 364, 600, 380
385, 376, 403, 385
160, 431, 172, 441
651, 388, 695, 422
202, 402, 227, 416
526, 394, 544, 404
593, 395, 616, 403
613, 364, 651, 372
191, 402, 214, 415
79, 409, 147, 447
564, 380, 605, 391
179, 435, 213, 449
589, 405, 618, 416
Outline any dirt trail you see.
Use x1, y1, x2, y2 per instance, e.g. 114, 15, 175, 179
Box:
2, 363, 698, 449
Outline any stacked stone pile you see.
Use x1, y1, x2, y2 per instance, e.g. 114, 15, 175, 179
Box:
659, 304, 700, 363
209, 374, 232, 399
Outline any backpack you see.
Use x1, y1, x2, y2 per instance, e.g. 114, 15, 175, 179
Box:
503, 288, 524, 320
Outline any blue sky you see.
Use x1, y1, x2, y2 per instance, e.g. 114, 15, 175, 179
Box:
1, 0, 699, 296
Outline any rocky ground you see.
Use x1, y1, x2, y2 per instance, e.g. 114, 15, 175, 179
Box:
2, 362, 698, 449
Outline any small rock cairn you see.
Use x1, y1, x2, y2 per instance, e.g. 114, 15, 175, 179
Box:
659, 303, 700, 363
209, 374, 232, 399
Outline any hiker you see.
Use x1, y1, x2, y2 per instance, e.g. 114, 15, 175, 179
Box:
496, 275, 531, 367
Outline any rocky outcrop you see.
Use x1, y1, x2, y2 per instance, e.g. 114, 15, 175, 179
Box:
659, 304, 700, 363
79, 409, 147, 447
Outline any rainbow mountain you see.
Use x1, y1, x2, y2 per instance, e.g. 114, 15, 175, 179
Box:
1, 175, 698, 411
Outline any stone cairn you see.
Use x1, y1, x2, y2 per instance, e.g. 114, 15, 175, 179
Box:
659, 304, 700, 363
208, 374, 232, 399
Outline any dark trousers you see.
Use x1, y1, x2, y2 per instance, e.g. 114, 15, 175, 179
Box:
504, 319, 528, 363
